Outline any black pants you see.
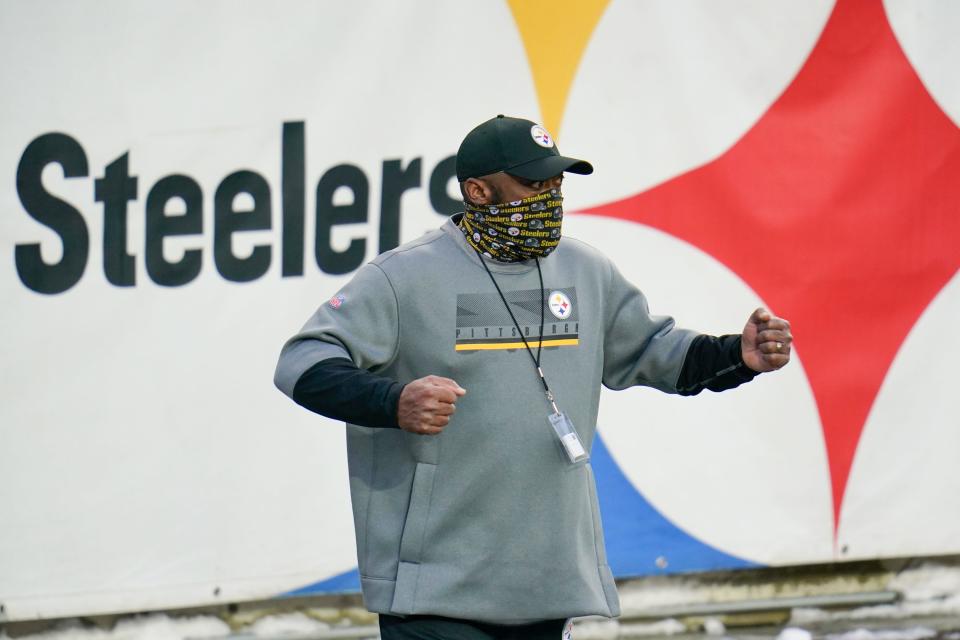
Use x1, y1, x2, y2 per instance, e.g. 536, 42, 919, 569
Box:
379, 614, 568, 639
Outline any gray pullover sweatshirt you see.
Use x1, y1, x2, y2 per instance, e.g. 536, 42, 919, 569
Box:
275, 218, 697, 623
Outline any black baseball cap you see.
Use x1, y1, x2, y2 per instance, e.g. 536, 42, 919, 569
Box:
456, 115, 594, 181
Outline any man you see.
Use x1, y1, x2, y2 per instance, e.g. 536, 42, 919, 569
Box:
274, 115, 792, 639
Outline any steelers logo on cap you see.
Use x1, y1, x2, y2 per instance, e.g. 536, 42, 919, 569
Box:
530, 125, 554, 148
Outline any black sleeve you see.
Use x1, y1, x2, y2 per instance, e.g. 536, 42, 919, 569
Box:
676, 334, 760, 396
292, 358, 404, 428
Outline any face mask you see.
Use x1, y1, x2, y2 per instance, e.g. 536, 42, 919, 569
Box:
459, 188, 563, 262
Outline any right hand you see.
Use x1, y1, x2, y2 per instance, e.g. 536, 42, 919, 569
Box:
397, 375, 466, 435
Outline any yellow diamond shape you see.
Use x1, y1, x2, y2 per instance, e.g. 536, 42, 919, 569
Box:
507, 0, 611, 140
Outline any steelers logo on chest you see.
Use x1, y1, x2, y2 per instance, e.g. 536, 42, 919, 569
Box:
548, 290, 573, 319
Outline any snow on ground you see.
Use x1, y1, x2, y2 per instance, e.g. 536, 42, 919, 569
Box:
823, 628, 939, 640
1, 563, 957, 639
792, 563, 960, 624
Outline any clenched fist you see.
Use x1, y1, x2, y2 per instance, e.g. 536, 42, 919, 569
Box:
741, 307, 793, 373
397, 375, 466, 435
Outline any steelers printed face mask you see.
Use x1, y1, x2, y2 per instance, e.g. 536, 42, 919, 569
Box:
459, 189, 563, 262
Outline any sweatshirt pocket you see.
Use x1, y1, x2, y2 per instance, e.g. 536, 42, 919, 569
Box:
397, 461, 438, 565
585, 464, 609, 567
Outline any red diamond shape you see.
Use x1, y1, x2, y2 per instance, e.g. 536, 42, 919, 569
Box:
582, 0, 960, 533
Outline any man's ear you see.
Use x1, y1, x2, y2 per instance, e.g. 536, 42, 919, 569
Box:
463, 178, 491, 205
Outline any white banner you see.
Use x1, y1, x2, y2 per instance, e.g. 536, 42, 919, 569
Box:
1, 0, 958, 622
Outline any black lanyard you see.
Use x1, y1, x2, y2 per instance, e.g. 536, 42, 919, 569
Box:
473, 249, 561, 415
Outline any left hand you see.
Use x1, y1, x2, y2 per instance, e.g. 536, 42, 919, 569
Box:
741, 307, 792, 373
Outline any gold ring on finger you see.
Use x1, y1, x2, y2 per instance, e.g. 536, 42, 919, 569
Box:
776, 342, 784, 351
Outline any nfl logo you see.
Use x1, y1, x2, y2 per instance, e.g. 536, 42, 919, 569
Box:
329, 293, 345, 309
